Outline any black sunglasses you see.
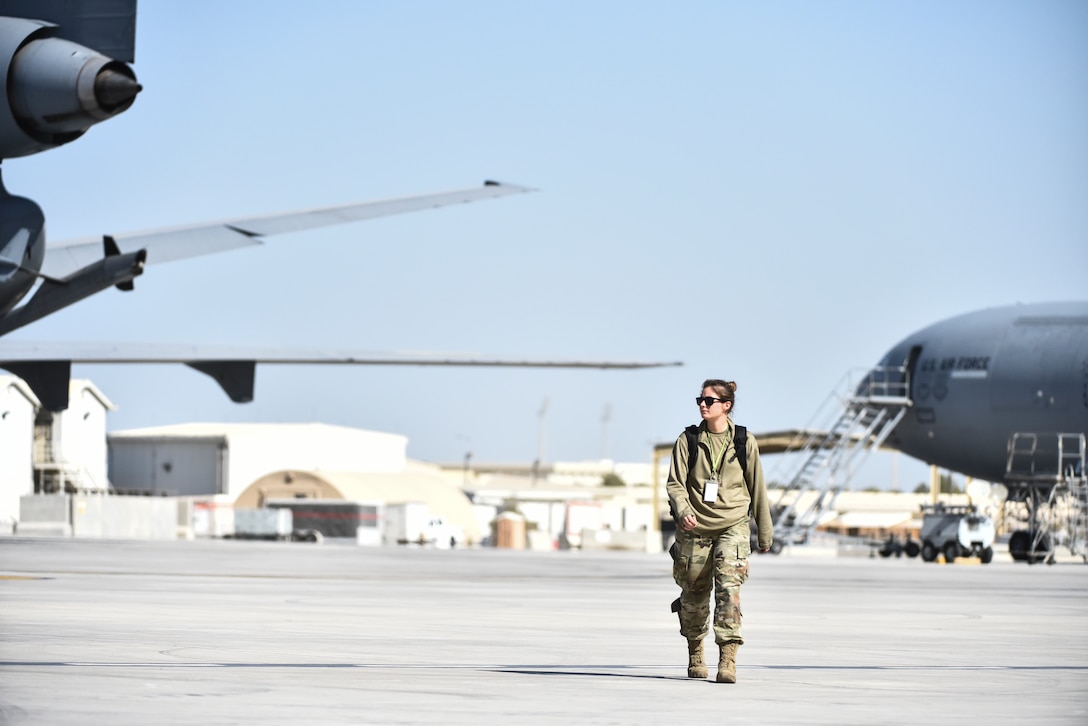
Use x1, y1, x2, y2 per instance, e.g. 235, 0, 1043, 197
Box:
695, 396, 726, 407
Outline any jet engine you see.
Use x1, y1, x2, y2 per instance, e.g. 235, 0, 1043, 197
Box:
0, 16, 141, 159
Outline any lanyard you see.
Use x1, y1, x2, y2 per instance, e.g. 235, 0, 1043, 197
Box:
706, 431, 730, 481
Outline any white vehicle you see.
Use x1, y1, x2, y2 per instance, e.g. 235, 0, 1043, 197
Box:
383, 503, 463, 548
919, 503, 995, 563
426, 517, 464, 550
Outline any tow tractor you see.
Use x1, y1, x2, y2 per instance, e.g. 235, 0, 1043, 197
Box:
918, 502, 995, 563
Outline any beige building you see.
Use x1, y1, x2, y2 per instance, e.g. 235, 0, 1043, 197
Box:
236, 465, 481, 543
108, 422, 408, 498
108, 423, 484, 543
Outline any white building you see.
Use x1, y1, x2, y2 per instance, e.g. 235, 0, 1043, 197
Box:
0, 377, 115, 531
47, 379, 116, 491
108, 422, 409, 499
0, 376, 40, 530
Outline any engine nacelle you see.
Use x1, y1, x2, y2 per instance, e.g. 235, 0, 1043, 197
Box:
0, 16, 141, 159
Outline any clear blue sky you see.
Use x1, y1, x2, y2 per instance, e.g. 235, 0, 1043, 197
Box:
6, 1, 1087, 489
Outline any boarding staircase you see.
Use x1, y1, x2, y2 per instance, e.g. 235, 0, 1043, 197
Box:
32, 425, 104, 494
769, 366, 912, 546
1003, 432, 1087, 564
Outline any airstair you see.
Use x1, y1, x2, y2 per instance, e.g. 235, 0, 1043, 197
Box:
768, 366, 912, 546
32, 437, 100, 493
1003, 432, 1087, 564
32, 414, 105, 493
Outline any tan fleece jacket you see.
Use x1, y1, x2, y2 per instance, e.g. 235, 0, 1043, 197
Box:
666, 419, 774, 550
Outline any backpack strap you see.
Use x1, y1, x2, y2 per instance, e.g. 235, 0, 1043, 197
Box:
685, 423, 748, 485
683, 425, 701, 482
734, 424, 748, 479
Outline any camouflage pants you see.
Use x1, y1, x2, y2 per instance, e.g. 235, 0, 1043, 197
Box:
671, 520, 751, 644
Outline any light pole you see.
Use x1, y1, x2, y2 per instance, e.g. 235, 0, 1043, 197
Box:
601, 403, 612, 460
456, 433, 473, 489
537, 396, 549, 466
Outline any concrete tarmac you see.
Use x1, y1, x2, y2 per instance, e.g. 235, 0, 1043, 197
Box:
1, 537, 1086, 725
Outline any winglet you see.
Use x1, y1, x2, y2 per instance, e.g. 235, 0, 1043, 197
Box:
103, 235, 122, 257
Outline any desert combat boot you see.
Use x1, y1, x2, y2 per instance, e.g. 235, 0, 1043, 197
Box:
686, 639, 707, 679
716, 642, 738, 683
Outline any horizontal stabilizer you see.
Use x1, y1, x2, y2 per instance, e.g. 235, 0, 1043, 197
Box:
41, 182, 536, 278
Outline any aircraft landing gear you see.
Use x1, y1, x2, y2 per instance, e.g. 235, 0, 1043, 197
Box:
1008, 530, 1050, 564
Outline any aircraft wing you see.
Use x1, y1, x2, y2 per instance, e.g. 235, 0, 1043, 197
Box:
0, 341, 682, 411
41, 181, 534, 279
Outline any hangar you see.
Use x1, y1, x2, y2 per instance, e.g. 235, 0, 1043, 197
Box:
108, 422, 409, 498
236, 468, 481, 543
106, 422, 480, 542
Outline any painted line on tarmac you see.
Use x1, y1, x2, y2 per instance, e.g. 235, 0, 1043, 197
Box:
0, 575, 52, 580
0, 662, 682, 670
0, 662, 1085, 672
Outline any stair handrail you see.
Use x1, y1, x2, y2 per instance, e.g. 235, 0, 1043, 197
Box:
768, 366, 913, 543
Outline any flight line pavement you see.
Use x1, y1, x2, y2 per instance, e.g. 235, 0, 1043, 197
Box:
0, 537, 1085, 725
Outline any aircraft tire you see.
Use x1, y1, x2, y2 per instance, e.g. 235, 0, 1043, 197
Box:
980, 546, 993, 564
1008, 530, 1030, 561
921, 541, 937, 562
943, 541, 961, 563
1011, 532, 1051, 565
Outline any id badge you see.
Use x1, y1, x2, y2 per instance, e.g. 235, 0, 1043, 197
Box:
703, 480, 718, 503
